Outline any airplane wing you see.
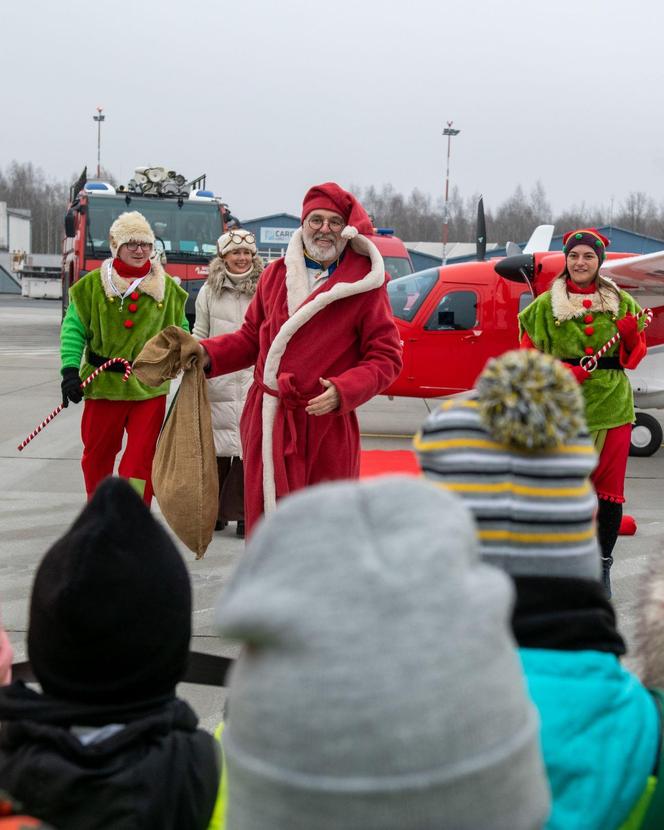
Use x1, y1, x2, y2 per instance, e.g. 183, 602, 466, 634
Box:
600, 250, 664, 291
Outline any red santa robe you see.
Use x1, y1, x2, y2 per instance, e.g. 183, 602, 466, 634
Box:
202, 228, 403, 535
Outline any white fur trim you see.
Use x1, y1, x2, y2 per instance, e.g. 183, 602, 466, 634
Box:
550, 276, 620, 321
100, 257, 166, 302
341, 225, 358, 240
261, 232, 386, 514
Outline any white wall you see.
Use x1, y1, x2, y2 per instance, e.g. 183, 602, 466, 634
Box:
8, 212, 31, 254
0, 203, 7, 250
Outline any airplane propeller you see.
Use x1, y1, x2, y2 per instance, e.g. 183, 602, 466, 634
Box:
476, 195, 486, 262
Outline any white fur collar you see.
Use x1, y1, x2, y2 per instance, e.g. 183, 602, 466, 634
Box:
260, 228, 387, 515
207, 254, 262, 297
100, 257, 166, 302
283, 227, 385, 316
550, 276, 620, 321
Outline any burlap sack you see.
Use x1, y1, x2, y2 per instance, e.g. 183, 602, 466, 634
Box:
133, 326, 218, 558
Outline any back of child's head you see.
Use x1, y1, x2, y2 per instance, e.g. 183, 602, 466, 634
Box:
416, 349, 601, 582
28, 477, 191, 704
216, 475, 550, 830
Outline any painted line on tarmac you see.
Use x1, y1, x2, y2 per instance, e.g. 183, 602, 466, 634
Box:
0, 350, 59, 356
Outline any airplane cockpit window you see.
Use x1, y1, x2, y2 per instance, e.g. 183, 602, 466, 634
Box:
387, 268, 438, 322
425, 291, 478, 331
519, 292, 534, 312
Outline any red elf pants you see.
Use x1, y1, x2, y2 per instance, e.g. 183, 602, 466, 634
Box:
80, 397, 166, 506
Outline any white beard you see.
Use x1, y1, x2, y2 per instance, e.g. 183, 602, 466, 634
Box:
302, 226, 346, 263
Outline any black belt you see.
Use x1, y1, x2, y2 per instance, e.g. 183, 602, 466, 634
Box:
87, 350, 130, 373
561, 356, 623, 370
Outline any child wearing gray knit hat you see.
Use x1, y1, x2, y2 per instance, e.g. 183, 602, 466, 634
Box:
216, 476, 550, 830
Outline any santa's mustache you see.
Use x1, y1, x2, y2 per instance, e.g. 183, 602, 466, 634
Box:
313, 233, 335, 243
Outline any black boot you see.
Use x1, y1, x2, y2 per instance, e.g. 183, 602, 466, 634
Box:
601, 556, 614, 598
236, 520, 245, 539
597, 499, 622, 599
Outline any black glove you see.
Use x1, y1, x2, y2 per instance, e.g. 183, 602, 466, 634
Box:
61, 367, 83, 407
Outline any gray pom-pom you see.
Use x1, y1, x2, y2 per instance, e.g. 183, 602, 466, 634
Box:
476, 350, 586, 450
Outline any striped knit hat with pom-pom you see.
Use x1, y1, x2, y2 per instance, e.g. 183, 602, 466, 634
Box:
415, 349, 601, 580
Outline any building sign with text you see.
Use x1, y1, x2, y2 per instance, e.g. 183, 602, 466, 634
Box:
260, 227, 296, 246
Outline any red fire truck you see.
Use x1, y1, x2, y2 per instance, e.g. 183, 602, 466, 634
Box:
62, 167, 231, 326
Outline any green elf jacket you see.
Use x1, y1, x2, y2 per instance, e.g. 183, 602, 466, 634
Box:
61, 258, 188, 401
519, 276, 643, 432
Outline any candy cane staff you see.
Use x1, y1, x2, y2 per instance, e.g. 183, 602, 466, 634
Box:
519, 229, 649, 597
60, 211, 190, 505
18, 359, 132, 451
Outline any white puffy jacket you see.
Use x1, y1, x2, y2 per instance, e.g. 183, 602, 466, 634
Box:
192, 256, 262, 457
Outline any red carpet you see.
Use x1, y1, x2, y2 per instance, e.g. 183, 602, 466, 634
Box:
360, 449, 420, 478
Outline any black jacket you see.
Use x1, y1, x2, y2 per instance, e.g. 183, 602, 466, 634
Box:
0, 682, 220, 830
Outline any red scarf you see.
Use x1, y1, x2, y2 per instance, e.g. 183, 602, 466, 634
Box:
113, 257, 151, 279
566, 277, 597, 295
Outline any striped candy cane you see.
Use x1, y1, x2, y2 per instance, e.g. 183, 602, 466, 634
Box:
580, 308, 653, 373
17, 358, 132, 452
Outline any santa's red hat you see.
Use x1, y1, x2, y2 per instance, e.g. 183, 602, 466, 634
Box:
301, 182, 374, 238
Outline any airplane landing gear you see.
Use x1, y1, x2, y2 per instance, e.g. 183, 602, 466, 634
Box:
630, 412, 663, 457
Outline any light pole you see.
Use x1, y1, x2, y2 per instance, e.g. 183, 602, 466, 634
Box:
442, 121, 460, 265
93, 106, 106, 178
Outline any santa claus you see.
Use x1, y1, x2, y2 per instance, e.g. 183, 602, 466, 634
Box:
200, 182, 403, 535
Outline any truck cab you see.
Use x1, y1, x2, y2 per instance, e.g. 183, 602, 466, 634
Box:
62, 169, 228, 327
367, 228, 414, 280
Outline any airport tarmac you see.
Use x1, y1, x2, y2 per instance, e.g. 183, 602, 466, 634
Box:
1, 295, 663, 730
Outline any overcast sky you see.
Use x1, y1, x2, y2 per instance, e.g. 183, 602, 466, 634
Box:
3, 0, 664, 224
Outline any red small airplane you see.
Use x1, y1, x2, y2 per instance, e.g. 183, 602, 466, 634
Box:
384, 215, 664, 456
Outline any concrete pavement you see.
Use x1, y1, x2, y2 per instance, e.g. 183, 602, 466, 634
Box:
1, 295, 663, 728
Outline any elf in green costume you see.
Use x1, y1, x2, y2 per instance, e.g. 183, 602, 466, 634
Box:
60, 211, 189, 505
519, 229, 647, 596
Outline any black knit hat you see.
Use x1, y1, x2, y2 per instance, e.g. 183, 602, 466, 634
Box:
28, 477, 192, 704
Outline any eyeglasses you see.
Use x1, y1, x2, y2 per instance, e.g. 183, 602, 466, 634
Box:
125, 241, 154, 251
306, 215, 345, 232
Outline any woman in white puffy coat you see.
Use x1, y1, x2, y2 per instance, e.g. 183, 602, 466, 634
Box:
193, 230, 263, 537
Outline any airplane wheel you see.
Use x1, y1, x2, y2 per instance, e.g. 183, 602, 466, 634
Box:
630, 412, 663, 457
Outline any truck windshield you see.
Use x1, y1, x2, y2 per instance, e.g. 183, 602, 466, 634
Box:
387, 268, 439, 322
85, 196, 223, 260
384, 256, 413, 279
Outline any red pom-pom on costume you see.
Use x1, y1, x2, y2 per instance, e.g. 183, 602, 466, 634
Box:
128, 303, 138, 313
583, 299, 593, 309
585, 326, 594, 336
131, 292, 140, 300
619, 514, 637, 535
584, 314, 593, 323
124, 319, 134, 329
585, 346, 594, 355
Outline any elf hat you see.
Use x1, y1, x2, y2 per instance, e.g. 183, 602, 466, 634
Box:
109, 211, 155, 257
415, 349, 600, 581
562, 228, 610, 263
216, 476, 550, 830
28, 476, 191, 704
217, 229, 257, 257
301, 182, 374, 239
